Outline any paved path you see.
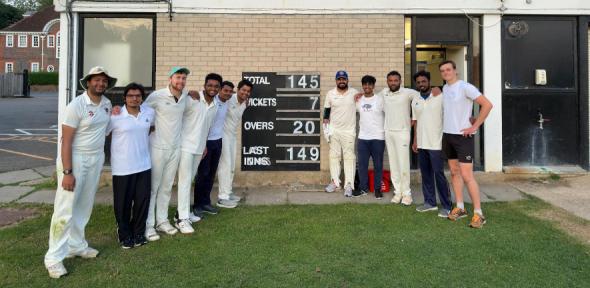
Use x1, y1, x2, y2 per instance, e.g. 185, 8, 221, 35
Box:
0, 167, 588, 221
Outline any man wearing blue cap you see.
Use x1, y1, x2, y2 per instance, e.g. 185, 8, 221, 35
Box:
323, 70, 359, 197
142, 66, 190, 241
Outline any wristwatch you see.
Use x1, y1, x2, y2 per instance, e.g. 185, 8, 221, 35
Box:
63, 169, 72, 175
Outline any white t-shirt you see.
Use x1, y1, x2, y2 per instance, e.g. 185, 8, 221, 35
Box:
208, 95, 228, 141
144, 86, 188, 149
181, 91, 217, 155
442, 80, 481, 135
107, 105, 154, 176
380, 87, 419, 132
62, 92, 112, 153
412, 92, 443, 150
356, 95, 385, 140
324, 87, 359, 132
223, 93, 248, 139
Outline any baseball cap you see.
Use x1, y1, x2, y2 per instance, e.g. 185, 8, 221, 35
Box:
168, 66, 191, 77
335, 70, 348, 80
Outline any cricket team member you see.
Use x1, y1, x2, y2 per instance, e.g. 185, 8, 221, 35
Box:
380, 70, 419, 206
143, 67, 190, 240
439, 60, 493, 228
44, 66, 115, 278
411, 71, 452, 217
323, 70, 358, 197
216, 79, 253, 208
353, 75, 385, 199
175, 73, 220, 232
108, 83, 154, 248
193, 80, 233, 217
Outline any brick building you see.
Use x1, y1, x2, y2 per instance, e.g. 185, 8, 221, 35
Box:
0, 5, 60, 74
54, 0, 590, 186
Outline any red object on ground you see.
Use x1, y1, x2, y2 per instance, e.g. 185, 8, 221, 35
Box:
368, 170, 391, 192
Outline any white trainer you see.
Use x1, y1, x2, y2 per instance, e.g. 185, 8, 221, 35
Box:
156, 221, 178, 235
325, 182, 340, 193
174, 219, 194, 234
47, 262, 67, 279
229, 194, 242, 202
189, 212, 202, 223
66, 247, 99, 259
343, 184, 353, 197
401, 195, 413, 206
390, 193, 402, 204
145, 227, 160, 241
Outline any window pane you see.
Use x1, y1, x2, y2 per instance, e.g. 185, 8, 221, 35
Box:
83, 18, 153, 87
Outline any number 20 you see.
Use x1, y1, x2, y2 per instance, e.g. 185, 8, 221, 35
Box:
293, 121, 315, 134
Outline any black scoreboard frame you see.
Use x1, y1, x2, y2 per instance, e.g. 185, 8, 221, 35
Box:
241, 72, 321, 171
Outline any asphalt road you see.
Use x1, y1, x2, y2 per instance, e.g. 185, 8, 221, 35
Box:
0, 92, 58, 172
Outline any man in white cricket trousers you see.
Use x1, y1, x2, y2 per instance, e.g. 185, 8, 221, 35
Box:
379, 70, 420, 206
323, 70, 358, 197
216, 79, 253, 208
44, 66, 116, 279
143, 67, 190, 241
174, 73, 220, 233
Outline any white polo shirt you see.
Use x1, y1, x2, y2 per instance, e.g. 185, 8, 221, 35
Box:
324, 87, 359, 132
208, 95, 228, 141
412, 92, 444, 150
62, 92, 112, 153
144, 86, 188, 149
107, 105, 154, 176
442, 80, 481, 135
181, 90, 218, 155
380, 87, 419, 132
356, 94, 385, 140
223, 93, 248, 138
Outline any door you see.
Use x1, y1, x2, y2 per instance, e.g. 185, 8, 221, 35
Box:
502, 17, 580, 166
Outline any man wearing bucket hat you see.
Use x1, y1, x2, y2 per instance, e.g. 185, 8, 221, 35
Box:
44, 66, 116, 278
323, 70, 358, 197
142, 66, 190, 240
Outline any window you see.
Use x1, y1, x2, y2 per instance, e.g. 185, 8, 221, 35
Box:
47, 65, 55, 72
6, 35, 14, 47
47, 35, 54, 47
56, 32, 60, 58
81, 15, 154, 88
31, 62, 40, 72
32, 35, 39, 47
18, 34, 27, 47
5, 62, 13, 73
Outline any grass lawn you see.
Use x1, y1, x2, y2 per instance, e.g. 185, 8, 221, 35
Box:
1, 198, 589, 287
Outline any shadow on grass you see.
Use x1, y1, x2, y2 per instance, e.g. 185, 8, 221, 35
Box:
0, 199, 589, 287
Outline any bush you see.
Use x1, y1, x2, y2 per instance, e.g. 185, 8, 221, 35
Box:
28, 72, 58, 85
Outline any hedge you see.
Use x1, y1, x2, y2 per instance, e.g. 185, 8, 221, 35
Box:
29, 72, 58, 85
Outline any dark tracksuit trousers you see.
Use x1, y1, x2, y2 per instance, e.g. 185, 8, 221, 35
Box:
194, 139, 223, 208
418, 149, 452, 210
112, 169, 151, 242
357, 139, 385, 192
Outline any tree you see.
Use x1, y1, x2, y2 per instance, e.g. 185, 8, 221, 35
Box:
4, 0, 53, 13
0, 2, 22, 29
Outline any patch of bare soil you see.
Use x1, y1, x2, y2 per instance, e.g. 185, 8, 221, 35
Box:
529, 207, 590, 246
0, 207, 39, 228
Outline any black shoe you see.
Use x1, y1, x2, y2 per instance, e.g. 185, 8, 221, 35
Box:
352, 189, 363, 197
134, 235, 148, 247
192, 207, 205, 218
360, 189, 369, 196
121, 238, 134, 249
375, 190, 383, 199
201, 204, 219, 215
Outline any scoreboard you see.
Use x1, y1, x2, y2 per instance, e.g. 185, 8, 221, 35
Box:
241, 72, 321, 171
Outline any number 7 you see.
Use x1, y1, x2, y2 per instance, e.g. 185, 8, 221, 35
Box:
310, 97, 318, 110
